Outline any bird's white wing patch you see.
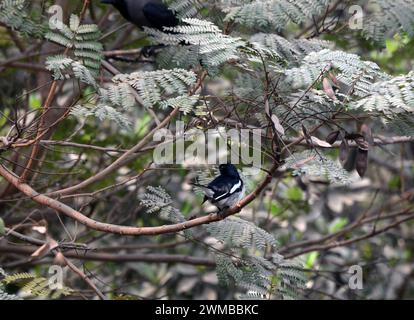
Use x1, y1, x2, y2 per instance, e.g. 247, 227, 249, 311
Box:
229, 180, 242, 194
214, 179, 242, 201
214, 191, 229, 201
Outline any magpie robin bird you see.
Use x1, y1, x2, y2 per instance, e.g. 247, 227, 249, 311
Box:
101, 0, 179, 30
192, 164, 245, 212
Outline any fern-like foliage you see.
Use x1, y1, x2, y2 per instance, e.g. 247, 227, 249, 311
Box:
0, 0, 45, 37
2, 272, 73, 299
272, 253, 307, 300
220, 0, 331, 31
45, 14, 103, 77
216, 253, 306, 300
113, 69, 197, 108
231, 73, 265, 100
250, 33, 332, 65
385, 113, 414, 137
351, 71, 414, 114
72, 67, 196, 127
205, 215, 305, 299
42, 15, 199, 128
283, 49, 388, 96
146, 18, 245, 68
216, 254, 272, 296
138, 183, 305, 298
280, 89, 341, 131
283, 150, 353, 185
141, 186, 187, 224
71, 102, 131, 128
363, 0, 414, 44
46, 55, 98, 88
166, 0, 203, 19
0, 289, 21, 300
160, 95, 200, 114
205, 216, 278, 250
0, 267, 22, 300
71, 81, 136, 128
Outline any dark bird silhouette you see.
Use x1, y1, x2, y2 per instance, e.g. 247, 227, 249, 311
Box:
101, 0, 179, 30
191, 164, 245, 211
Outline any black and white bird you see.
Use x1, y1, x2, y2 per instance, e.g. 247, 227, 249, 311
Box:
192, 164, 245, 212
101, 0, 179, 30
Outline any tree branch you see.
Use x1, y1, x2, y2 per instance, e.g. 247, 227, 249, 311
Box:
0, 162, 279, 236
0, 245, 216, 267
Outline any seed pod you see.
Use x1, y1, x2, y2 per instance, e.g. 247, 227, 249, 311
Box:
355, 137, 369, 151
326, 130, 340, 144
323, 78, 337, 100
343, 149, 358, 172
339, 139, 349, 164
356, 149, 368, 177
311, 136, 332, 147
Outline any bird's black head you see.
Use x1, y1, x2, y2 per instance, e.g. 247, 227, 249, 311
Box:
219, 164, 240, 178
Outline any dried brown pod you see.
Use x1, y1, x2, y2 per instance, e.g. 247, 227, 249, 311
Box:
326, 130, 340, 144
311, 136, 332, 148
355, 137, 370, 151
323, 78, 337, 100
339, 139, 349, 164
356, 149, 368, 177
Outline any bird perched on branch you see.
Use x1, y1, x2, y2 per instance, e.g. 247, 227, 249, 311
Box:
192, 164, 245, 212
101, 0, 179, 30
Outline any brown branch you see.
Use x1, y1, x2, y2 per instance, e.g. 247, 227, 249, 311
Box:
60, 253, 106, 300
0, 162, 278, 236
285, 135, 414, 149
283, 211, 414, 259
9, 134, 409, 155
279, 205, 413, 255
296, 0, 344, 38
0, 245, 215, 267
2, 0, 92, 195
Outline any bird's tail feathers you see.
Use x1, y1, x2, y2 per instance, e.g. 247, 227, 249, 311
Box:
190, 182, 214, 199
